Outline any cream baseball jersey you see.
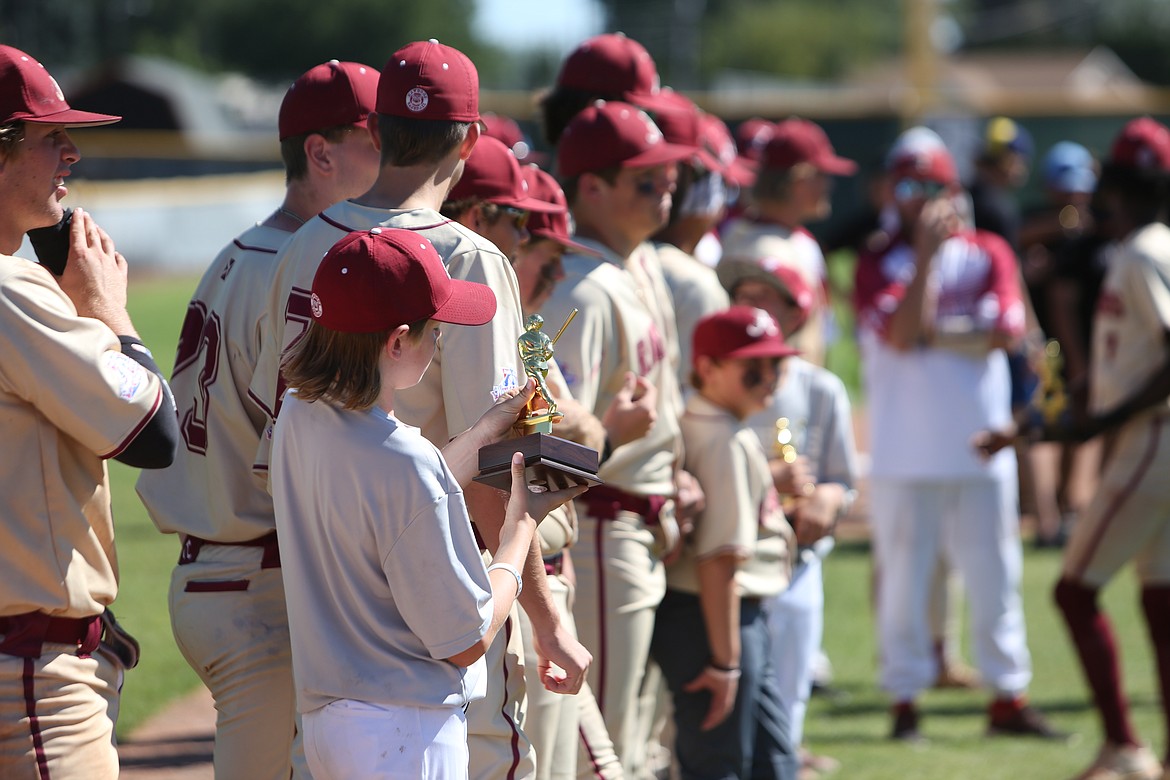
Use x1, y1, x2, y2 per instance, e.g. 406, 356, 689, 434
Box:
1090, 222, 1170, 416
136, 223, 289, 541
0, 256, 164, 617
540, 238, 684, 495
250, 202, 525, 469
656, 242, 730, 391
671, 394, 792, 598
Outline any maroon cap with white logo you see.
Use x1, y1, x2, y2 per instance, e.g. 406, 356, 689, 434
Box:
556, 33, 677, 113
310, 227, 496, 334
377, 39, 479, 123
0, 45, 120, 127
887, 144, 959, 186
762, 118, 857, 175
446, 135, 561, 212
557, 100, 697, 179
278, 60, 379, 140
692, 306, 799, 365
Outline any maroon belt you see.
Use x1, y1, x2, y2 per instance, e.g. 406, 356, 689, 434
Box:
581, 485, 666, 526
543, 551, 565, 576
179, 531, 281, 569
0, 611, 103, 658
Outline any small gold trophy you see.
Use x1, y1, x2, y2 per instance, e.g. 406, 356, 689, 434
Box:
1029, 339, 1068, 427
774, 417, 814, 512
475, 310, 602, 491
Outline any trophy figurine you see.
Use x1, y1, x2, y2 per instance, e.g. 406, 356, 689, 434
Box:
1028, 339, 1069, 427
475, 310, 602, 492
773, 416, 814, 512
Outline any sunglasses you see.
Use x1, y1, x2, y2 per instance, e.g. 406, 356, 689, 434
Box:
893, 178, 948, 203
499, 205, 529, 231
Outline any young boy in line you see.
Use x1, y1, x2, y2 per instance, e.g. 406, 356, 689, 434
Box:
650, 306, 800, 780
270, 227, 586, 779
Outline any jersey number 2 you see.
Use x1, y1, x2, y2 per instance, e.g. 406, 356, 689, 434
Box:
174, 300, 222, 455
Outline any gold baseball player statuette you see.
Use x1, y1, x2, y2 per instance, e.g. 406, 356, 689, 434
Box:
516, 313, 566, 434
774, 417, 814, 509
1029, 339, 1068, 426
476, 309, 602, 491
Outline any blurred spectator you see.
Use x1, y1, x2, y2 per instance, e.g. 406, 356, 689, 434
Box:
1019, 141, 1101, 547
970, 116, 1033, 253
720, 118, 857, 366
480, 111, 545, 167
854, 138, 1060, 742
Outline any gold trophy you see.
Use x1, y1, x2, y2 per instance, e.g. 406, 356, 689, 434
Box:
774, 417, 814, 512
475, 310, 602, 491
1029, 339, 1068, 427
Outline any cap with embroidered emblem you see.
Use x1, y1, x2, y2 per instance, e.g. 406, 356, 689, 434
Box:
310, 227, 496, 333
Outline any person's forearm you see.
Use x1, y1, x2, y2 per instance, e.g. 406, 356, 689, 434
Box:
886, 257, 936, 351
696, 555, 741, 669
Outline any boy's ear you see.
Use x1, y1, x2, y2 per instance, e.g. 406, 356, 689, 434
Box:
386, 324, 412, 359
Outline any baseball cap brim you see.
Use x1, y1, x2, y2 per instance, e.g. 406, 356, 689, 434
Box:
724, 156, 758, 188
625, 88, 682, 115
530, 228, 602, 257
716, 259, 780, 295
432, 278, 498, 326
814, 154, 858, 176
22, 108, 121, 127
724, 338, 800, 360
500, 193, 564, 214
621, 140, 700, 171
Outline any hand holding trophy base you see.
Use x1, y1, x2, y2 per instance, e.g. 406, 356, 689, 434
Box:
475, 311, 603, 492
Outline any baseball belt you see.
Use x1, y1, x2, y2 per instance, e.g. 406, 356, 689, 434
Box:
580, 484, 666, 527
179, 530, 281, 569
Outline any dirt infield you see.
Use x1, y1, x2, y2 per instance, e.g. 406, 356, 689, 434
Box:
118, 685, 215, 779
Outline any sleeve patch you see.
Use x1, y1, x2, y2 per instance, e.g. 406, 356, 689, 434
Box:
102, 350, 149, 401
491, 366, 518, 402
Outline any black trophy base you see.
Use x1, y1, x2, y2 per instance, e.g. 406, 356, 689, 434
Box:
475, 432, 602, 492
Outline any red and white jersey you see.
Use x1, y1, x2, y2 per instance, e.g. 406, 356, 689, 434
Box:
137, 223, 290, 541
540, 238, 683, 496
656, 242, 729, 391
1, 256, 164, 617
854, 229, 1024, 480
250, 201, 525, 470
1091, 222, 1170, 415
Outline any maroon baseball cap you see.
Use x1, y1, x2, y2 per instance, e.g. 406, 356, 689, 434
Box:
1109, 117, 1170, 173
763, 118, 856, 175
555, 33, 677, 113
0, 46, 120, 127
310, 227, 496, 334
717, 257, 815, 331
887, 144, 959, 186
522, 165, 599, 256
377, 39, 479, 122
557, 100, 698, 180
700, 113, 757, 188
278, 60, 379, 141
651, 90, 721, 172
447, 135, 561, 212
692, 305, 799, 365
480, 111, 543, 165
735, 118, 774, 161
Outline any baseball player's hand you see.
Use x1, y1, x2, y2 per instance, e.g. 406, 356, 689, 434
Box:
57, 208, 136, 336
479, 378, 539, 441
602, 372, 657, 449
972, 426, 1016, 459
531, 623, 591, 695
913, 196, 960, 263
683, 666, 739, 730
791, 484, 840, 546
771, 455, 814, 497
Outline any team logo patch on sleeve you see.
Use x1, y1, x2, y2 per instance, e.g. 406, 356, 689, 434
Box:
102, 351, 149, 400
491, 367, 518, 401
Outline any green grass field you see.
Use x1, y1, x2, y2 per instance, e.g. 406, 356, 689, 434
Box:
109, 274, 1164, 777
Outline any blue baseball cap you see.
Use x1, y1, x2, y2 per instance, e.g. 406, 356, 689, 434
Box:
1043, 141, 1097, 194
